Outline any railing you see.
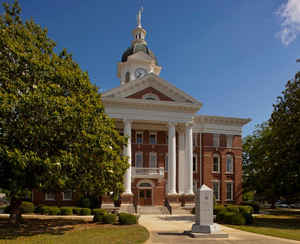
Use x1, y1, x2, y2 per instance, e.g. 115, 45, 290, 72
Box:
131, 167, 164, 178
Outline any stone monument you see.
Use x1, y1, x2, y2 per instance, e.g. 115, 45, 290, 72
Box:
190, 184, 228, 238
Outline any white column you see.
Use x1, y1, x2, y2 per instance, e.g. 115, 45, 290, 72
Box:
123, 119, 132, 195
168, 122, 177, 195
178, 128, 185, 195
185, 122, 194, 195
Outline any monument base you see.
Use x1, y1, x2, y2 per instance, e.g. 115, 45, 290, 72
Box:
191, 223, 221, 234
184, 230, 228, 238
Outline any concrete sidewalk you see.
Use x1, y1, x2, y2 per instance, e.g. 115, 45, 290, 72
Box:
139, 214, 300, 244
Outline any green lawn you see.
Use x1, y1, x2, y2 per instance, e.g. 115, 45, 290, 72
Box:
227, 210, 300, 241
0, 216, 149, 244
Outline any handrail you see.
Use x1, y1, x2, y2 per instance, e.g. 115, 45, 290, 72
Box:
164, 198, 172, 215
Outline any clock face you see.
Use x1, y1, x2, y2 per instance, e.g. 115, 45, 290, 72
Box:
135, 68, 147, 79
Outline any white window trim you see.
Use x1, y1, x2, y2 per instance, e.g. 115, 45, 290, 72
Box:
213, 134, 220, 147
142, 93, 159, 101
149, 132, 157, 145
149, 152, 157, 168
226, 135, 233, 148
193, 153, 197, 172
45, 192, 55, 201
212, 154, 220, 173
62, 190, 73, 201
212, 180, 220, 201
226, 155, 234, 174
135, 151, 143, 168
136, 131, 143, 144
225, 181, 234, 201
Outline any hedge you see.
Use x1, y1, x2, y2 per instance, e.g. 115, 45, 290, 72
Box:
92, 208, 107, 216
103, 213, 117, 224
20, 201, 35, 213
60, 207, 73, 215
241, 201, 260, 214
48, 206, 60, 215
93, 214, 104, 223
73, 207, 82, 215
80, 208, 91, 215
119, 213, 138, 225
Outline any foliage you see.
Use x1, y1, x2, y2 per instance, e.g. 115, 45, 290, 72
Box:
60, 207, 73, 215
241, 201, 259, 213
0, 1, 128, 223
243, 71, 300, 204
119, 213, 138, 225
92, 208, 107, 215
34, 204, 44, 214
72, 207, 82, 215
93, 214, 104, 223
80, 208, 91, 215
103, 213, 117, 224
19, 201, 34, 213
47, 206, 60, 215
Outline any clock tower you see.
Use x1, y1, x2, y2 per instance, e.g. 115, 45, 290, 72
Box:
117, 8, 162, 85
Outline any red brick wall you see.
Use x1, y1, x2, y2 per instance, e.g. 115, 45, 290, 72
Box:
126, 87, 174, 101
32, 190, 79, 206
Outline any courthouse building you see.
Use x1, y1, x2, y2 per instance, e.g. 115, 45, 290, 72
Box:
33, 10, 250, 207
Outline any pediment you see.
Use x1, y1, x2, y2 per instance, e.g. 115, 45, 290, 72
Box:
102, 73, 202, 106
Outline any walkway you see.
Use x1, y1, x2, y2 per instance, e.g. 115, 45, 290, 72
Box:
139, 214, 300, 244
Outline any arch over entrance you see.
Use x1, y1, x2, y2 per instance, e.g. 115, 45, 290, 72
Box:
137, 180, 154, 206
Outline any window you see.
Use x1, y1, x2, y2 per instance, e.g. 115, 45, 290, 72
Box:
149, 152, 157, 168
213, 134, 220, 147
149, 133, 157, 144
142, 93, 159, 101
213, 154, 220, 173
193, 133, 198, 147
165, 154, 168, 171
63, 190, 72, 201
226, 182, 233, 200
45, 192, 55, 201
125, 72, 130, 83
212, 181, 220, 200
136, 132, 143, 144
226, 135, 233, 148
135, 152, 143, 168
226, 155, 233, 173
193, 154, 197, 172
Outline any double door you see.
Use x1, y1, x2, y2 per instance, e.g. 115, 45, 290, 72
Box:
138, 189, 152, 205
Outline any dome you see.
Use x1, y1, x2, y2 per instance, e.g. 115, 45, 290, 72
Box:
121, 43, 158, 65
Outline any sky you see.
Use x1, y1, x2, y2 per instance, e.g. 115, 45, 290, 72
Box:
2, 0, 300, 137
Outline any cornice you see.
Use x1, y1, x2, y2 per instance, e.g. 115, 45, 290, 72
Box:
194, 115, 251, 126
102, 97, 201, 113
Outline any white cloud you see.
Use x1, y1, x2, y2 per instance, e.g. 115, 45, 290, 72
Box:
276, 0, 300, 45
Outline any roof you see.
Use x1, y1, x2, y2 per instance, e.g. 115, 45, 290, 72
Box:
121, 43, 158, 65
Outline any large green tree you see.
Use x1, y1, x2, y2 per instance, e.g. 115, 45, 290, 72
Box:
0, 1, 128, 224
243, 72, 300, 205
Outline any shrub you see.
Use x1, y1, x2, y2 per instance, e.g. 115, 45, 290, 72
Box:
92, 208, 107, 216
93, 214, 104, 223
220, 211, 246, 225
241, 201, 260, 214
80, 208, 91, 215
103, 213, 117, 224
20, 201, 34, 213
119, 213, 138, 225
41, 205, 50, 215
48, 206, 60, 215
214, 205, 225, 215
239, 205, 253, 215
79, 198, 91, 208
4, 205, 11, 214
60, 207, 73, 215
34, 204, 45, 214
73, 207, 82, 215
226, 205, 240, 214
243, 212, 254, 225
216, 208, 227, 223
231, 214, 246, 225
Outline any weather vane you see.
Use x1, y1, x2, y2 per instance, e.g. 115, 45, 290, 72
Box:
137, 0, 144, 28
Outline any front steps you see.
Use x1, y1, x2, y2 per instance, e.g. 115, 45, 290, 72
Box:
137, 206, 169, 215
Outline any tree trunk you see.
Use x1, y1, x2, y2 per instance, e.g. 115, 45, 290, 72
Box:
9, 197, 22, 226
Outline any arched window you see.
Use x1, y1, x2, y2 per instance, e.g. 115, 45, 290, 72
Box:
125, 72, 130, 83
212, 153, 220, 173
142, 93, 159, 101
226, 154, 233, 173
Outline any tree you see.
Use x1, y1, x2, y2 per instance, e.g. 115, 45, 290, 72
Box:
243, 72, 300, 206
0, 1, 128, 224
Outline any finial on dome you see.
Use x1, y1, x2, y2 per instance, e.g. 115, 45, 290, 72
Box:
137, 7, 143, 28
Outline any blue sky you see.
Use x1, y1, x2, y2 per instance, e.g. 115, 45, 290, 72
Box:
2, 0, 300, 136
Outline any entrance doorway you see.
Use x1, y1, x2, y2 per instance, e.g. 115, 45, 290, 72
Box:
139, 189, 152, 205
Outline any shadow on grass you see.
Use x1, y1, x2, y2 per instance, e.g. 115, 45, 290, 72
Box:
252, 215, 300, 230
0, 217, 87, 240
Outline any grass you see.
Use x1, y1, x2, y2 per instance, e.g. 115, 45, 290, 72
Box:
0, 216, 149, 244
227, 209, 300, 241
